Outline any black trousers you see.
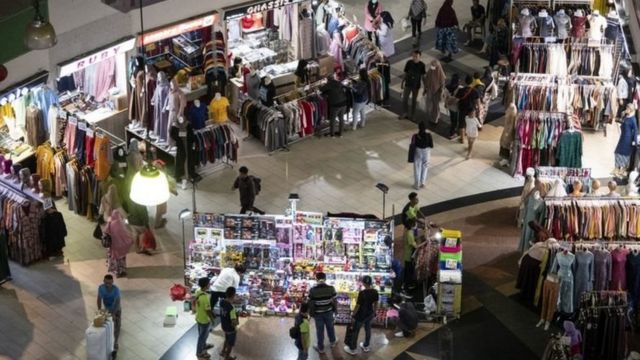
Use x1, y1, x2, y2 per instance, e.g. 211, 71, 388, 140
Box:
411, 18, 422, 38
210, 290, 226, 313
402, 87, 420, 119
403, 261, 415, 290
449, 111, 460, 136
367, 31, 379, 47
240, 205, 264, 214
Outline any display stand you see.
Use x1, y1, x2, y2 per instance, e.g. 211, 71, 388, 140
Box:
186, 209, 394, 323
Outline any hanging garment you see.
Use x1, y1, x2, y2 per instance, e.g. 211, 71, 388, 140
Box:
25, 106, 46, 146
41, 210, 67, 256
573, 250, 594, 309
588, 14, 607, 41
151, 75, 171, 139
610, 247, 629, 290
519, 195, 545, 252
593, 249, 612, 291
208, 97, 230, 124
170, 122, 196, 180
551, 251, 575, 313
554, 13, 571, 39
571, 16, 587, 37
556, 131, 583, 168
626, 251, 640, 304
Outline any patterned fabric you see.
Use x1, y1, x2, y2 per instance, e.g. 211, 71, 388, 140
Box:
435, 27, 459, 55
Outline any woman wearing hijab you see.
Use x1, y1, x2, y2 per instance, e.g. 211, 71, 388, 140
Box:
423, 60, 446, 124
99, 184, 125, 226
105, 209, 134, 277
376, 11, 395, 58
364, 0, 383, 46
435, 0, 459, 62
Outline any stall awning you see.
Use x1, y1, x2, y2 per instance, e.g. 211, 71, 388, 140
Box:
57, 37, 136, 78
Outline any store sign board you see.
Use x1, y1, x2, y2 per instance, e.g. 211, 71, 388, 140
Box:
224, 0, 306, 20
58, 38, 136, 77
294, 211, 323, 226
140, 15, 215, 44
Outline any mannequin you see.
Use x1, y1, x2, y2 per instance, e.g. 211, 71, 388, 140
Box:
569, 180, 584, 197
18, 168, 31, 190
329, 32, 344, 71
259, 76, 276, 107
10, 164, 21, 183
518, 237, 557, 302
589, 179, 601, 196
548, 179, 568, 197
246, 68, 262, 99
164, 78, 186, 145
571, 9, 587, 38
605, 10, 621, 42
518, 8, 537, 38
517, 167, 536, 226
151, 71, 170, 140
627, 172, 639, 196
554, 9, 572, 40
128, 56, 146, 124
537, 9, 555, 37
588, 10, 607, 41
38, 178, 50, 197
145, 65, 157, 130
188, 99, 208, 130
606, 180, 621, 197
169, 116, 196, 185
208, 92, 230, 124
520, 189, 544, 252
500, 102, 517, 161
614, 104, 638, 176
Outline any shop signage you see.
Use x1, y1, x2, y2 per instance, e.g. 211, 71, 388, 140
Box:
224, 0, 306, 20
140, 15, 215, 44
58, 38, 136, 77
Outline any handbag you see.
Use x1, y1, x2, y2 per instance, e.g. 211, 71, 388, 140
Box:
170, 283, 188, 301
93, 223, 103, 240
101, 234, 112, 248
142, 227, 157, 250
401, 17, 411, 32
407, 134, 416, 163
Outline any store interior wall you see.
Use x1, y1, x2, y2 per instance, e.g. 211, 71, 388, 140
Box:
1, 0, 238, 87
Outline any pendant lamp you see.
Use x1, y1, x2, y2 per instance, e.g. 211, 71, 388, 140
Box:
24, 0, 57, 50
130, 162, 170, 206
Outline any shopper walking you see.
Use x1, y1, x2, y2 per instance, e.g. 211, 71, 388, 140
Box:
232, 166, 265, 214
220, 287, 239, 360
210, 264, 246, 313
463, 0, 486, 45
309, 272, 338, 353
294, 302, 311, 360
456, 75, 481, 143
435, 0, 460, 62
320, 74, 348, 137
445, 74, 462, 139
411, 122, 434, 189
377, 11, 395, 58
364, 0, 383, 46
97, 274, 122, 352
194, 277, 215, 360
400, 50, 427, 121
104, 209, 133, 278
423, 60, 446, 124
408, 0, 427, 45
465, 109, 482, 160
343, 275, 379, 355
99, 184, 124, 225
352, 68, 370, 130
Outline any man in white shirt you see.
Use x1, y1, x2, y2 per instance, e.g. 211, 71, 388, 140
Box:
210, 264, 246, 314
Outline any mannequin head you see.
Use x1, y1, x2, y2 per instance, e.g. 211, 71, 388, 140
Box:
157, 71, 168, 85
194, 99, 201, 107
18, 168, 31, 186
608, 180, 618, 193
38, 178, 51, 195
170, 78, 177, 91
31, 174, 41, 191
575, 9, 584, 17
264, 76, 272, 85
520, 8, 530, 16
10, 164, 22, 180
214, 92, 222, 100
593, 10, 600, 16
571, 180, 583, 195
626, 103, 635, 116
591, 179, 601, 193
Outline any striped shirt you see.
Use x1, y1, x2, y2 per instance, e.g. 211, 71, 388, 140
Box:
308, 283, 337, 314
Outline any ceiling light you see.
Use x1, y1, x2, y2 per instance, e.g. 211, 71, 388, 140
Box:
24, 0, 57, 50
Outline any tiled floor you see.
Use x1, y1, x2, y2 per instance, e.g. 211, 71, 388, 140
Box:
0, 5, 625, 359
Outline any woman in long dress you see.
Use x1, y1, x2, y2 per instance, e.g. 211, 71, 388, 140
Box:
423, 60, 446, 124
105, 209, 134, 277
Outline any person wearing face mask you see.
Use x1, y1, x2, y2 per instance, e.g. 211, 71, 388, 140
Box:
364, 0, 383, 46
614, 103, 638, 177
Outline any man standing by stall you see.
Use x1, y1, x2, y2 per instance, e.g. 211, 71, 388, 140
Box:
210, 264, 246, 314
309, 272, 338, 353
320, 74, 348, 137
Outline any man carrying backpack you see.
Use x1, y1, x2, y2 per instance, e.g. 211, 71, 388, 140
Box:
232, 166, 265, 215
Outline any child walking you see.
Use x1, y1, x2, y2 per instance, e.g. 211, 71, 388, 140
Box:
465, 109, 482, 159
294, 303, 311, 360
220, 287, 239, 360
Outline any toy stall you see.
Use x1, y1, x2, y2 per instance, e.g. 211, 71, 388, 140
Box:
186, 209, 394, 325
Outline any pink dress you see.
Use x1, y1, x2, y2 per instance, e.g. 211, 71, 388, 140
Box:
610, 248, 629, 290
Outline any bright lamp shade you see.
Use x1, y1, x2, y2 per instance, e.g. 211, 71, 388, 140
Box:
25, 20, 57, 50
130, 165, 170, 206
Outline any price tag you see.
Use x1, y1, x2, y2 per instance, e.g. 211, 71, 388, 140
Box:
445, 259, 458, 270
179, 131, 187, 137
43, 197, 53, 210
78, 122, 87, 131
86, 129, 94, 137
69, 116, 78, 125
119, 162, 127, 168
543, 36, 557, 43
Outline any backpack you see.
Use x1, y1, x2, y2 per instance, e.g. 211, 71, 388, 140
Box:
353, 81, 369, 103
289, 317, 301, 339
252, 176, 262, 195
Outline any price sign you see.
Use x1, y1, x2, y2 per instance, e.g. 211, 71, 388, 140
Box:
78, 122, 87, 131
86, 129, 94, 137
69, 116, 78, 125
43, 197, 53, 210
179, 131, 187, 137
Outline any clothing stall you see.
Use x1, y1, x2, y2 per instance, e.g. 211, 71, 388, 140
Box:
0, 72, 58, 169
56, 37, 135, 141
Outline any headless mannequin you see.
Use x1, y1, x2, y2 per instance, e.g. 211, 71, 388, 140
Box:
260, 76, 276, 106
170, 116, 196, 187
189, 99, 207, 130
152, 71, 170, 141
537, 9, 555, 37
246, 68, 261, 99
588, 10, 606, 41
164, 79, 186, 146
129, 57, 146, 125
519, 8, 537, 38
209, 92, 230, 124
145, 65, 157, 130
554, 9, 571, 39
571, 9, 587, 38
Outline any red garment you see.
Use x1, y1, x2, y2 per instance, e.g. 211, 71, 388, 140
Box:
571, 16, 587, 37
610, 248, 629, 290
435, 0, 458, 28
85, 134, 96, 167
300, 101, 315, 136
242, 16, 254, 29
